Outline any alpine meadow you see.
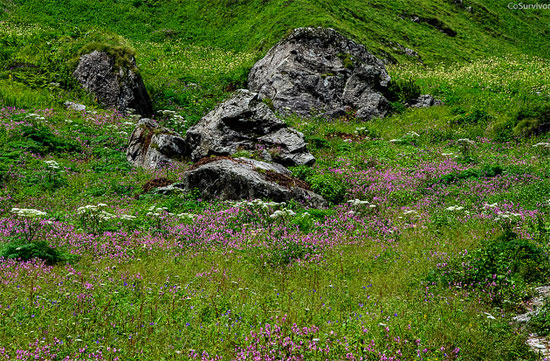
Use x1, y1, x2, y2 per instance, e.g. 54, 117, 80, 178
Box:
0, 0, 549, 360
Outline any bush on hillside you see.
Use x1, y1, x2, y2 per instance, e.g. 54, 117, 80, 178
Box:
513, 103, 550, 136
385, 78, 421, 104
428, 226, 550, 307
0, 240, 76, 265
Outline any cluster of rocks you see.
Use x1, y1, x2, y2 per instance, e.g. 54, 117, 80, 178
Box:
73, 27, 441, 206
125, 89, 324, 206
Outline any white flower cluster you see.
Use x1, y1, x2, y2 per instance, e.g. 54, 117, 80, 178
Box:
354, 126, 369, 136
177, 213, 196, 221
457, 138, 475, 145
145, 206, 196, 220
146, 206, 171, 217
11, 208, 47, 218
494, 211, 521, 222
269, 209, 296, 219
231, 199, 284, 210
25, 113, 45, 121
231, 199, 301, 221
390, 131, 420, 143
44, 160, 60, 170
158, 110, 186, 124
348, 199, 377, 208
125, 108, 141, 122
533, 142, 550, 149
347, 199, 377, 215
77, 203, 116, 221
445, 205, 465, 211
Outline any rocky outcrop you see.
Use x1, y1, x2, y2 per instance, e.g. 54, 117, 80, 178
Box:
73, 50, 153, 116
248, 27, 391, 121
185, 90, 315, 166
180, 158, 326, 207
407, 94, 442, 108
126, 118, 186, 169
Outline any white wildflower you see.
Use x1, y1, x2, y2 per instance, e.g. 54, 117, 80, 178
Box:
11, 208, 47, 218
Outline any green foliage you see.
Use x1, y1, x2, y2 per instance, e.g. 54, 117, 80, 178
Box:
429, 226, 550, 306
19, 125, 81, 154
307, 173, 347, 204
337, 53, 354, 69
290, 165, 316, 182
0, 241, 75, 265
290, 166, 346, 204
431, 165, 505, 186
76, 37, 137, 71
451, 108, 493, 126
386, 78, 421, 104
305, 135, 329, 151
530, 301, 550, 336
262, 97, 275, 111
513, 103, 550, 136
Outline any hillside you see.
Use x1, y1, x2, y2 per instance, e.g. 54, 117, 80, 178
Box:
0, 0, 550, 360
1, 0, 549, 118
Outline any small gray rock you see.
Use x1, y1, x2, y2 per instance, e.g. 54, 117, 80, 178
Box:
407, 94, 443, 108
64, 101, 86, 112
126, 118, 186, 169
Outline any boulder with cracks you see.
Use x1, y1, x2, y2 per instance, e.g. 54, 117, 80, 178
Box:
74, 50, 153, 116
248, 27, 391, 120
185, 90, 315, 166
126, 118, 186, 169
167, 158, 326, 207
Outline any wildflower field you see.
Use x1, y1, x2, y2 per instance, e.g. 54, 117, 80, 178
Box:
0, 0, 550, 360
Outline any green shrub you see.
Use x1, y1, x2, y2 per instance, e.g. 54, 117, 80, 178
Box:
290, 165, 316, 181
513, 103, 550, 136
20, 125, 81, 154
305, 135, 329, 151
430, 165, 505, 186
307, 173, 347, 204
451, 109, 493, 126
428, 227, 550, 306
386, 78, 421, 104
75, 36, 137, 72
290, 166, 347, 204
0, 241, 76, 265
530, 301, 550, 336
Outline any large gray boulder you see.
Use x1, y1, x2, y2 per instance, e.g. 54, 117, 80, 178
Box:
126, 118, 186, 169
181, 158, 326, 207
248, 27, 391, 121
185, 90, 315, 166
73, 50, 153, 116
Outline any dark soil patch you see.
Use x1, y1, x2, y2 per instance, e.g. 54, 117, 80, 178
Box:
326, 132, 368, 141
264, 170, 311, 191
142, 177, 173, 193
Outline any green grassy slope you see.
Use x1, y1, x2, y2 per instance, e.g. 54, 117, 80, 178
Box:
0, 0, 548, 121
2, 0, 550, 63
